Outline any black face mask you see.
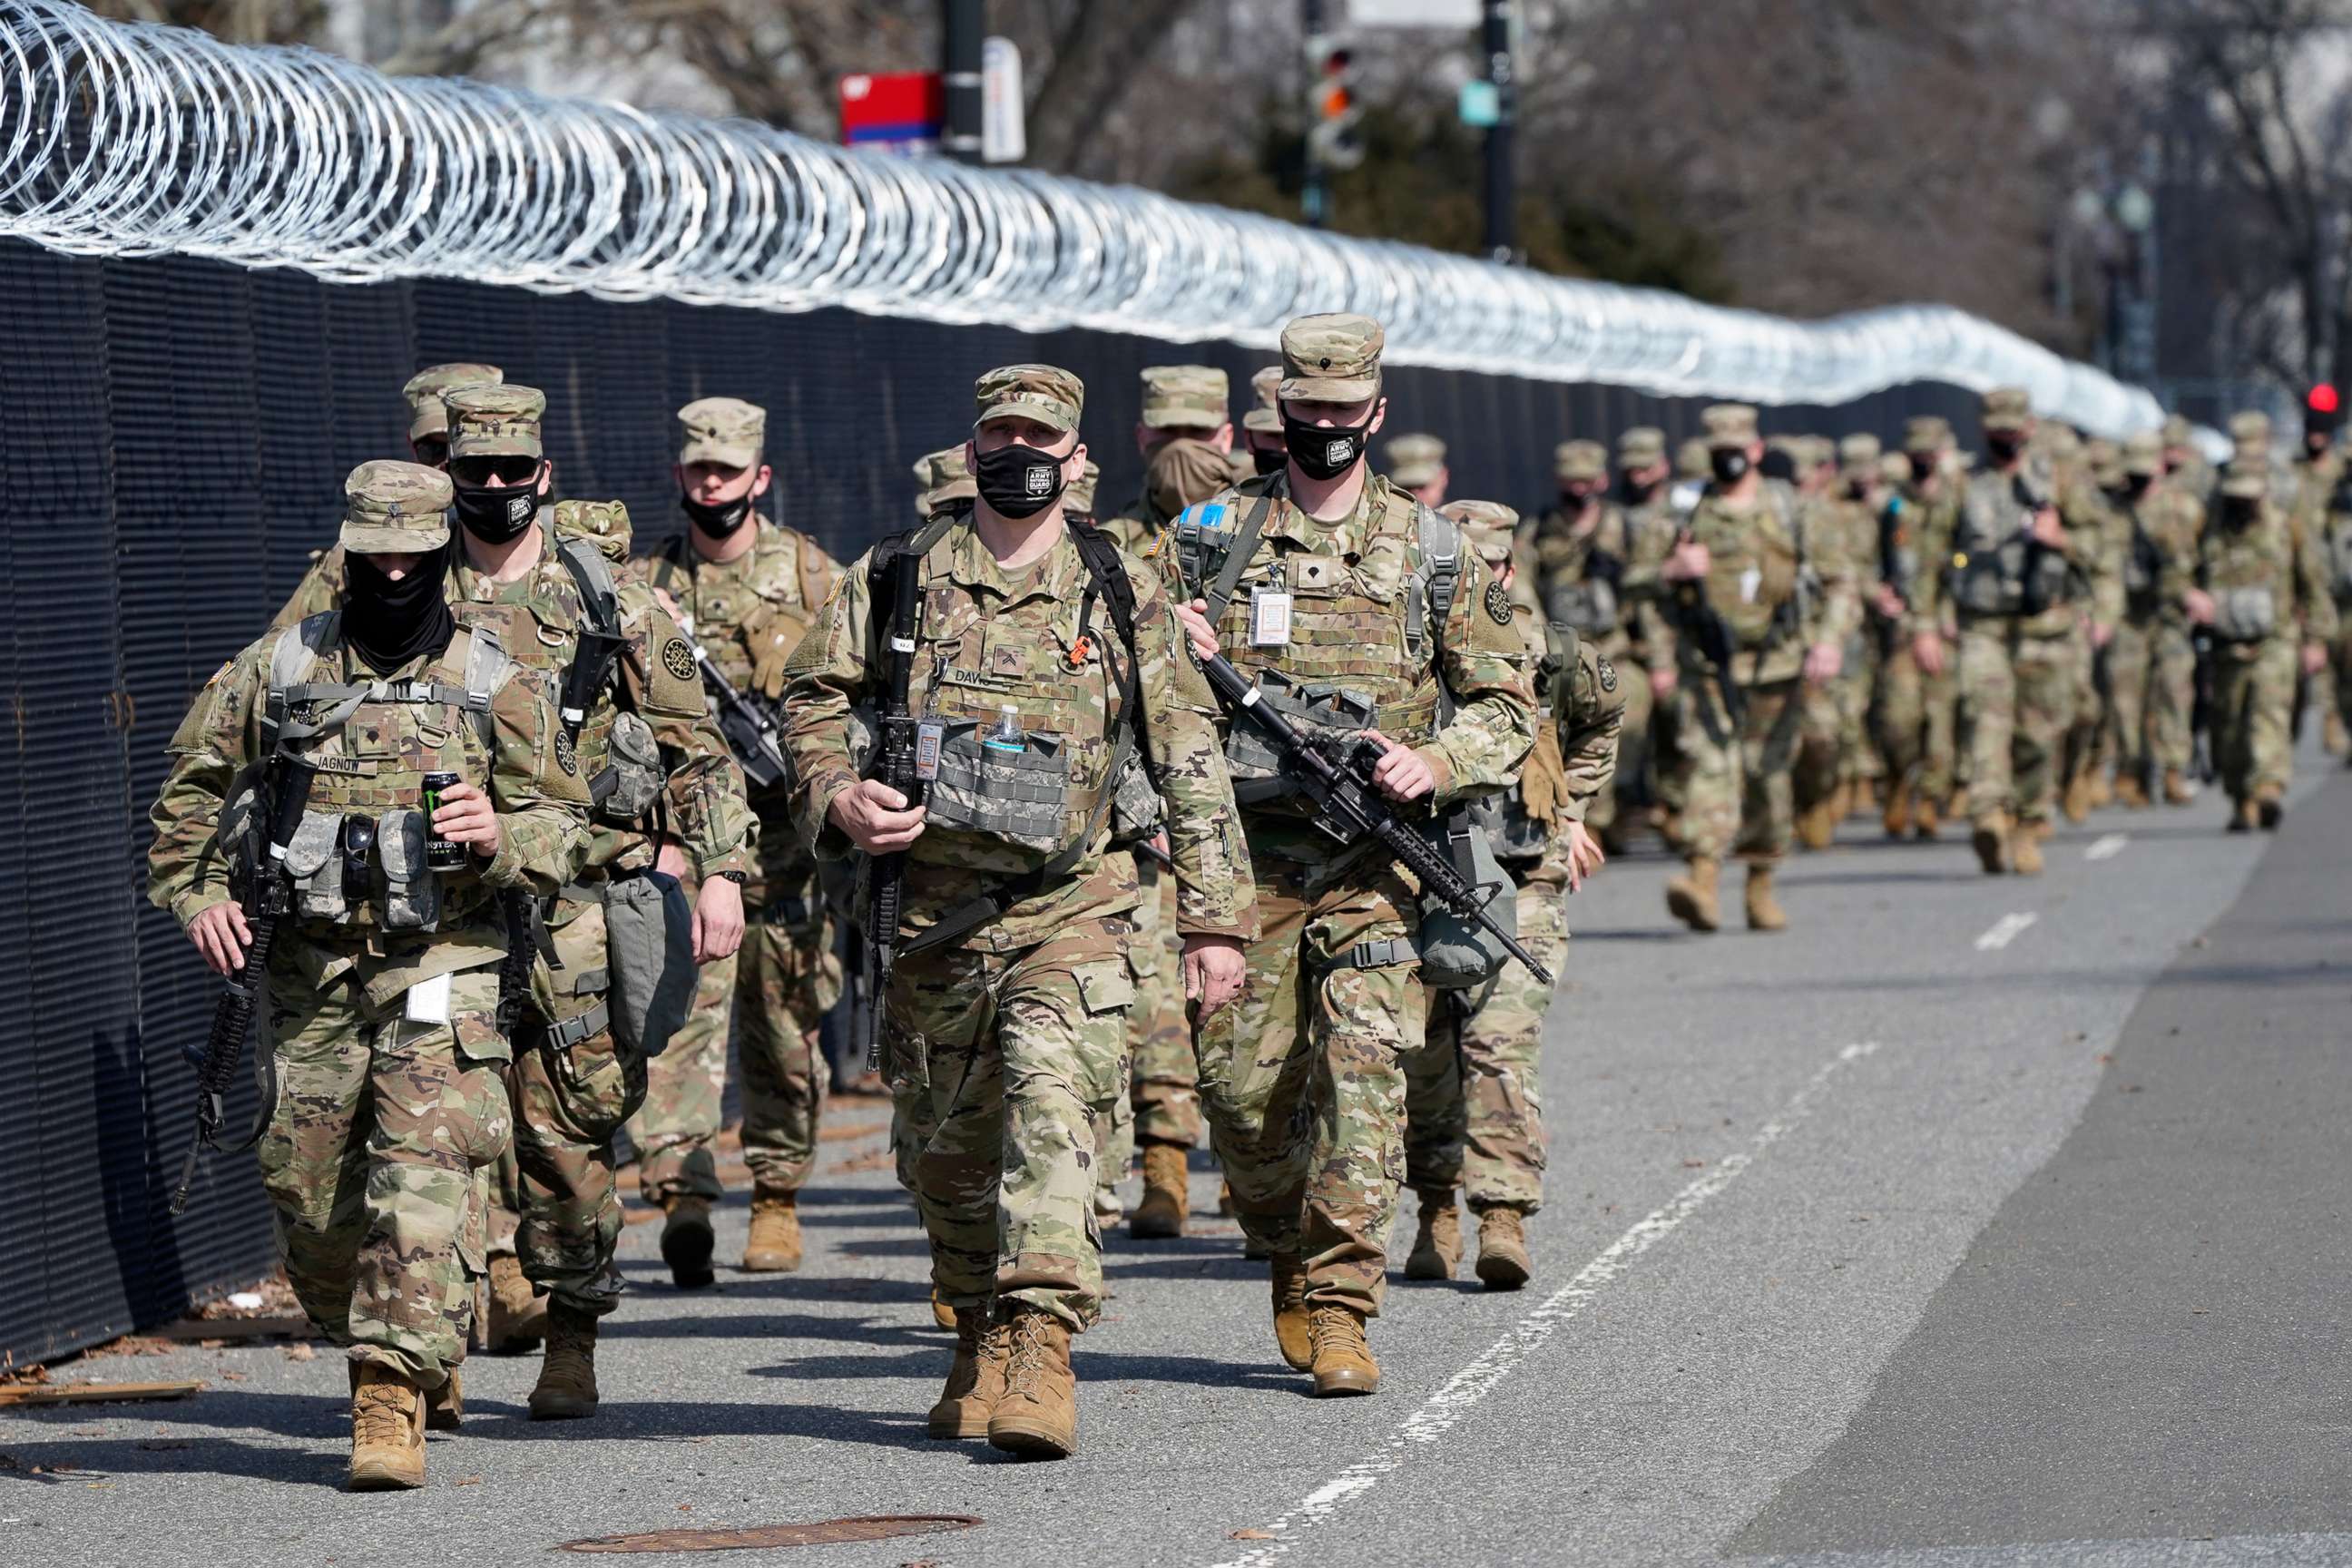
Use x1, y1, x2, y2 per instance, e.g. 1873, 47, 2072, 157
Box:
681, 491, 756, 537
2223, 495, 2260, 525
344, 544, 456, 678
1908, 454, 1938, 484
1281, 411, 1372, 481
1710, 448, 1750, 485
2125, 474, 2154, 500
974, 442, 1068, 519
1986, 433, 2027, 466
452, 482, 539, 544
1622, 478, 1659, 505
1250, 444, 1288, 476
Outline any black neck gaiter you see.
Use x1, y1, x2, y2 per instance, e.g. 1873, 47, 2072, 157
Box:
344, 546, 456, 677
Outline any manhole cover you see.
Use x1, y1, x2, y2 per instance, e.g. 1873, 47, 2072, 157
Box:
558, 1514, 982, 1553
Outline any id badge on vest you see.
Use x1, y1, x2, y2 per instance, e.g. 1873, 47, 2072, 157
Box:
1250, 589, 1294, 647
1739, 566, 1762, 604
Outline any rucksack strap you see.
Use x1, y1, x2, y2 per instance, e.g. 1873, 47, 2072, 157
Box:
1203, 485, 1280, 626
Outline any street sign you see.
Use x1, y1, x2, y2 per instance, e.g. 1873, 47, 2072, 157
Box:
838, 70, 944, 154
1349, 0, 1480, 24
1458, 79, 1499, 126
982, 36, 1024, 163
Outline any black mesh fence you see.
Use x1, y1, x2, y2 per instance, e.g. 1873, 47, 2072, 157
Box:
0, 235, 1984, 1367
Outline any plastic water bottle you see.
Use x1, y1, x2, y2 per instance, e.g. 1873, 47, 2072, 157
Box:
985, 703, 1025, 755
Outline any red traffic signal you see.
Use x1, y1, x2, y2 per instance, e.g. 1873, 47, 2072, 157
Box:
2308, 384, 2339, 415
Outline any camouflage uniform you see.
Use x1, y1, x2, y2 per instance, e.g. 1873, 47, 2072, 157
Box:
2042, 424, 2117, 818
1237, 366, 1287, 478
912, 445, 978, 521
1386, 433, 1448, 508
1173, 316, 1535, 1323
1404, 503, 1620, 1220
2196, 460, 2337, 818
2106, 434, 2203, 800
1100, 365, 1235, 596
1875, 417, 1963, 831
1528, 440, 1645, 851
2311, 477, 2352, 753
631, 399, 843, 1219
780, 365, 1257, 1332
1792, 435, 1884, 842
147, 461, 591, 1389
1912, 388, 2102, 868
1607, 427, 1677, 837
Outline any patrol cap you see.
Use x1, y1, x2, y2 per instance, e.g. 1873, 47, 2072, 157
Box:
1981, 386, 2033, 432
1387, 433, 1447, 487
340, 459, 453, 554
1877, 452, 1910, 486
1839, 432, 1882, 477
2161, 413, 2194, 447
1702, 404, 1759, 448
975, 363, 1084, 434
1553, 438, 1608, 483
1674, 436, 1709, 478
1904, 415, 1955, 455
445, 384, 545, 459
404, 362, 502, 442
2122, 431, 2164, 477
911, 444, 977, 515
2040, 423, 2082, 458
1439, 499, 1519, 567
677, 397, 767, 468
1279, 312, 1383, 403
2086, 437, 2122, 488
1140, 365, 1229, 430
1617, 426, 1666, 466
2219, 459, 2269, 499
1243, 366, 1284, 434
1067, 459, 1101, 515
2227, 409, 2271, 446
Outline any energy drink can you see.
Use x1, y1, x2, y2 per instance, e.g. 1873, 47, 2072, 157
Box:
421, 771, 469, 871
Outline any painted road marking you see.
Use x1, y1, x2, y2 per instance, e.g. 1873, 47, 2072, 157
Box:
2084, 833, 2129, 861
1974, 911, 2039, 951
1208, 1041, 1885, 1568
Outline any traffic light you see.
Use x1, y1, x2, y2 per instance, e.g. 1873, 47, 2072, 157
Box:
1307, 41, 1364, 172
2306, 383, 2340, 439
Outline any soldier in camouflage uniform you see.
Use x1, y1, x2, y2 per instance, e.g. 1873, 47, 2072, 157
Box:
1168, 314, 1535, 1397
1402, 501, 1619, 1292
1791, 434, 1884, 848
1609, 427, 1676, 844
2163, 413, 2211, 503
1387, 433, 1449, 509
1102, 366, 1236, 570
2185, 459, 2337, 828
2038, 422, 2120, 825
781, 363, 1256, 1459
149, 461, 591, 1490
1529, 439, 1645, 852
1874, 416, 1965, 838
2104, 433, 2203, 808
1635, 405, 1856, 932
1237, 366, 1288, 477
2309, 457, 2352, 763
2290, 395, 2347, 755
913, 445, 979, 520
1911, 387, 2099, 876
632, 398, 845, 1285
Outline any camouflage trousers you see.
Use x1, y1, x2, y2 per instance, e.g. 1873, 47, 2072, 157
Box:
1875, 637, 1958, 802
1196, 853, 1424, 1316
1129, 858, 1200, 1148
2213, 639, 2299, 801
2063, 623, 2105, 790
1666, 674, 1803, 864
882, 913, 1133, 1330
1589, 652, 1651, 836
2106, 617, 2197, 784
508, 891, 648, 1316
260, 961, 511, 1388
1955, 623, 2076, 827
1795, 661, 1872, 811
1402, 873, 1566, 1213
630, 869, 839, 1204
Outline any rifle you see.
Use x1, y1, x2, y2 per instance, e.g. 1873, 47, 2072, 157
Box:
1666, 524, 1746, 728
2014, 472, 2056, 618
861, 546, 929, 1069
169, 757, 318, 1215
1876, 496, 1910, 658
671, 612, 791, 789
1196, 650, 1553, 985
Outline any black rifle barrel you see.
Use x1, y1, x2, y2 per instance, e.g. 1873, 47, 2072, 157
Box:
861, 550, 928, 1068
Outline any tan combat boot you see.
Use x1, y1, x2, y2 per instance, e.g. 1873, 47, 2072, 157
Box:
1270, 1252, 1312, 1370
1475, 1207, 1533, 1290
2086, 769, 2113, 810
661, 1195, 716, 1289
1971, 814, 2010, 876
1850, 778, 1878, 818
348, 1363, 426, 1492
2061, 769, 2094, 824
1795, 797, 1837, 851
926, 1299, 1009, 1439
2162, 769, 2195, 806
930, 1287, 956, 1332
1947, 787, 1971, 820
1881, 779, 1913, 839
741, 1187, 802, 1272
1403, 1189, 1462, 1281
1665, 856, 1721, 932
425, 1367, 463, 1432
485, 1252, 545, 1353
1129, 1142, 1190, 1240
2256, 783, 2286, 830
2326, 709, 2349, 757
528, 1300, 601, 1421
1913, 793, 1942, 840
2114, 773, 2149, 809
987, 1304, 1077, 1459
1307, 1302, 1379, 1397
1744, 860, 1788, 932
2011, 826, 2045, 877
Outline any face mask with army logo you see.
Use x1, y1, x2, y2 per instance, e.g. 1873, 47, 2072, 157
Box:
974, 441, 1067, 518
452, 480, 539, 544
681, 490, 755, 537
1280, 409, 1372, 481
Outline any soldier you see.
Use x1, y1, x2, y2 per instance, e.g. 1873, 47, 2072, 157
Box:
1237, 367, 1287, 476
779, 363, 1255, 1459
1610, 426, 1676, 841
1791, 434, 1883, 848
2103, 434, 2202, 808
1067, 460, 1102, 524
1670, 436, 1710, 516
1387, 433, 1449, 508
430, 385, 751, 1418
2043, 423, 2120, 824
912, 445, 979, 520
1875, 416, 1964, 839
632, 398, 844, 1285
1102, 365, 1235, 564
1529, 439, 1642, 853
1912, 387, 2096, 876
1402, 501, 1618, 1291
2163, 413, 2210, 500
2184, 459, 2337, 828
271, 363, 505, 631
1637, 404, 1853, 932
2291, 389, 2347, 756
148, 460, 591, 1489
1167, 313, 1534, 1396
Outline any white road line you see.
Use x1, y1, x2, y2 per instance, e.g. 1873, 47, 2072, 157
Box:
1973, 911, 2039, 951
2084, 833, 2130, 861
1206, 1040, 1884, 1568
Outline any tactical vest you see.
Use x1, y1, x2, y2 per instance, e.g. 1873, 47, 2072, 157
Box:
1470, 619, 1572, 861
1690, 484, 1804, 649
255, 612, 512, 933
2121, 500, 2166, 612
1175, 480, 1459, 810
1950, 469, 2073, 619
2202, 513, 2296, 644
1536, 523, 1622, 639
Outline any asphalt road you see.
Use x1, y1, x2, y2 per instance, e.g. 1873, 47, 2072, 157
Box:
6, 743, 2348, 1568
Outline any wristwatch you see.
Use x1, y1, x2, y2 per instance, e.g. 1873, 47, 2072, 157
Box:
712, 868, 749, 885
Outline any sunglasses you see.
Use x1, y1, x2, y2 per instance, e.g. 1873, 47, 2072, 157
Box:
449, 456, 542, 487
